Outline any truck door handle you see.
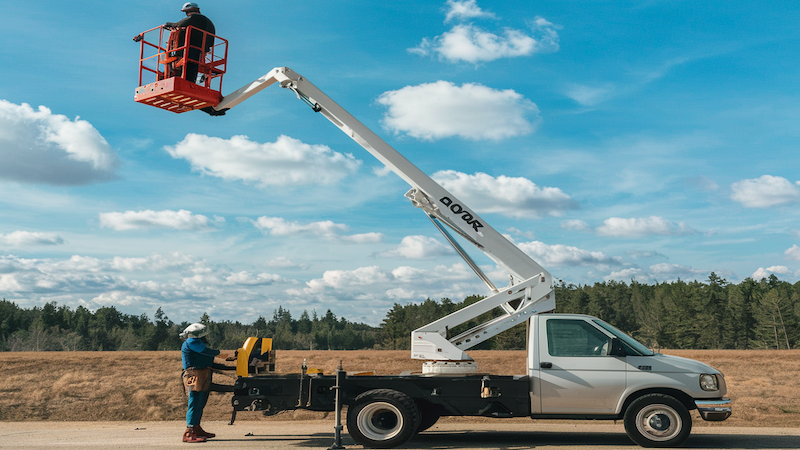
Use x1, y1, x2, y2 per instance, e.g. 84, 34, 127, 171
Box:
540, 362, 552, 369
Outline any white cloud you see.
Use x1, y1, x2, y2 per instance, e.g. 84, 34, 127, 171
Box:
266, 256, 309, 270
340, 233, 385, 244
254, 216, 346, 237
288, 263, 481, 304
0, 250, 492, 326
596, 216, 696, 238
767, 265, 792, 275
785, 245, 800, 261
516, 241, 620, 267
110, 253, 200, 272
564, 57, 693, 107
0, 253, 290, 322
605, 263, 708, 283
730, 175, 800, 208
225, 271, 283, 286
410, 17, 559, 64
444, 0, 495, 23
391, 263, 474, 282
560, 219, 590, 232
372, 166, 393, 177
751, 268, 770, 280
564, 84, 615, 107
506, 227, 535, 240
0, 231, 64, 247
414, 24, 535, 63
379, 235, 454, 259
433, 170, 576, 218
377, 81, 539, 141
99, 210, 224, 231
0, 100, 118, 185
301, 266, 391, 293
605, 267, 649, 283
164, 134, 361, 187
626, 250, 667, 260
253, 216, 383, 243
752, 266, 793, 280
648, 263, 707, 280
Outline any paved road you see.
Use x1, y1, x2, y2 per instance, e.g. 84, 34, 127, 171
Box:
1, 420, 799, 449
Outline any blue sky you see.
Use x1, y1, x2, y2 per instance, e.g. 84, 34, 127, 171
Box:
1, 1, 799, 326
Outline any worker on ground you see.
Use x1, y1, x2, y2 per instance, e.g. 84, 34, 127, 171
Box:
165, 2, 216, 84
179, 322, 220, 443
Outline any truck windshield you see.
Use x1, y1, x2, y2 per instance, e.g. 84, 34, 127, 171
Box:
592, 319, 654, 356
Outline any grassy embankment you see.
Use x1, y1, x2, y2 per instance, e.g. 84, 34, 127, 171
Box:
1, 349, 798, 427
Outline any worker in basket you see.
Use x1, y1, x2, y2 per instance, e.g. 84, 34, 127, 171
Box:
165, 2, 215, 84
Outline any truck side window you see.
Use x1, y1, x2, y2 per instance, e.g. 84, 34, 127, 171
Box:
546, 319, 611, 357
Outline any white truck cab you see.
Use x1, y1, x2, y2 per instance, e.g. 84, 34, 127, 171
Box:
529, 314, 730, 446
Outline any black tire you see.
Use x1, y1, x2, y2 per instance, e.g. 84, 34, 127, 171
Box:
416, 406, 440, 433
346, 389, 420, 448
623, 393, 692, 448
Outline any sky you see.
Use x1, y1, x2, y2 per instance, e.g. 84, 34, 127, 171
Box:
1, 1, 799, 326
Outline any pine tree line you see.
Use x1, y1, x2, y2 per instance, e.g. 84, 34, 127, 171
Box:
0, 301, 377, 352
1, 273, 798, 351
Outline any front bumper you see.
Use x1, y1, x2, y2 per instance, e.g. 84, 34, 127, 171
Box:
695, 398, 732, 421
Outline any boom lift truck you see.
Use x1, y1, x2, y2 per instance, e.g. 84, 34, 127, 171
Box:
134, 38, 732, 447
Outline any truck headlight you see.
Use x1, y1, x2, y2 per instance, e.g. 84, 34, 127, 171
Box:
699, 374, 719, 391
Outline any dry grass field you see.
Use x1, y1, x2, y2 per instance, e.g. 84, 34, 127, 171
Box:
0, 349, 798, 427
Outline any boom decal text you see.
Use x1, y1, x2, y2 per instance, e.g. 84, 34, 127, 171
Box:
440, 196, 484, 234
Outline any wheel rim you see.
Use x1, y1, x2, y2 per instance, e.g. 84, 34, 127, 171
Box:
357, 401, 403, 441
635, 403, 682, 442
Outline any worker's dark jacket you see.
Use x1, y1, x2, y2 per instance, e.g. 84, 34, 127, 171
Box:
167, 13, 215, 51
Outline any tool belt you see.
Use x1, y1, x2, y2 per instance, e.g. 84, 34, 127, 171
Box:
183, 367, 212, 392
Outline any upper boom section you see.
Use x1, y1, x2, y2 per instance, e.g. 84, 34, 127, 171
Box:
216, 67, 548, 281
213, 67, 556, 363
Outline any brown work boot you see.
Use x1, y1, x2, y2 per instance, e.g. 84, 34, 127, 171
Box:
194, 425, 215, 438
182, 427, 207, 443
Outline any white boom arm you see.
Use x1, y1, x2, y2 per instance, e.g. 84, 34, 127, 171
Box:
214, 67, 555, 361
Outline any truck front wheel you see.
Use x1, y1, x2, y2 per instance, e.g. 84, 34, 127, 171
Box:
624, 393, 692, 448
347, 389, 420, 448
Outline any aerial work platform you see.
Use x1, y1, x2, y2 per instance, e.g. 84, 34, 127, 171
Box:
134, 25, 227, 113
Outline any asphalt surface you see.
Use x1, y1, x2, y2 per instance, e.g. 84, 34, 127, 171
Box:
1, 420, 799, 449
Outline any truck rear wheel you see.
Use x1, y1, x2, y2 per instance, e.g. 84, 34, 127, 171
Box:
346, 389, 420, 448
623, 393, 692, 447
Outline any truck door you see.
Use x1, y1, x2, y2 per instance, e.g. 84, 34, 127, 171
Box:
534, 317, 627, 414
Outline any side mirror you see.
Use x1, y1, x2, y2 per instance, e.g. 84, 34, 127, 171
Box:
608, 338, 626, 356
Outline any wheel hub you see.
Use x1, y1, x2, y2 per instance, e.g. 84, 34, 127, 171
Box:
648, 413, 671, 432
370, 411, 398, 431
637, 404, 681, 440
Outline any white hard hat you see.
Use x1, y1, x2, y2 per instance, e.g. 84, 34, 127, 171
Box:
181, 2, 200, 11
180, 322, 207, 339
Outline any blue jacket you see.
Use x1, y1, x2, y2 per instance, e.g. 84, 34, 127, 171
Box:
182, 337, 220, 369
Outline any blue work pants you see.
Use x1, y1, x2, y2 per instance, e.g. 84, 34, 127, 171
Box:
187, 390, 210, 426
